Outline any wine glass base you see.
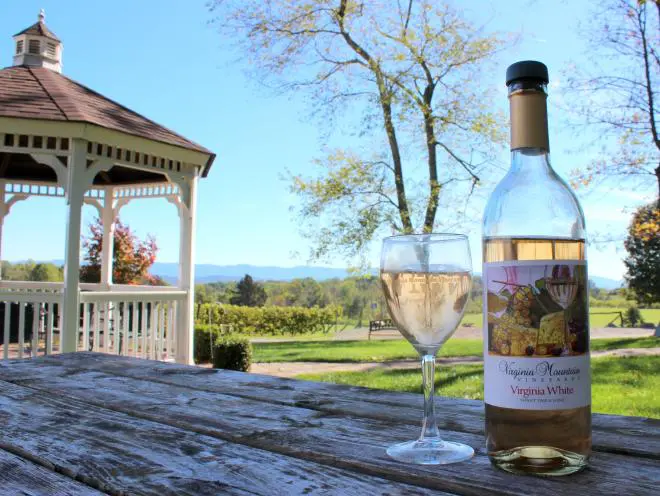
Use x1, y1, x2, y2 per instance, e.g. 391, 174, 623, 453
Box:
386, 439, 474, 465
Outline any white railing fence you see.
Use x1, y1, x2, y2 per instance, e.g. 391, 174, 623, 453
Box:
0, 291, 63, 359
0, 281, 63, 293
78, 291, 186, 361
0, 287, 187, 362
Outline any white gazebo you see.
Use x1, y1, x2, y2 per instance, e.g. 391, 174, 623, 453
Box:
0, 12, 215, 364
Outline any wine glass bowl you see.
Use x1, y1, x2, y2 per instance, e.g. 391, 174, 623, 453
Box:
380, 233, 474, 465
545, 278, 578, 309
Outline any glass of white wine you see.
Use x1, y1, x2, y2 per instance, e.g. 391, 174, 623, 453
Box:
380, 233, 474, 465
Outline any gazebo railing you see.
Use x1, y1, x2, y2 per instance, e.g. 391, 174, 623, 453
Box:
0, 281, 64, 293
0, 284, 187, 362
79, 290, 186, 361
0, 290, 63, 359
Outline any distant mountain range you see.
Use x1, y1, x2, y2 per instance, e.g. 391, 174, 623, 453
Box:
148, 262, 624, 290
12, 260, 625, 289
151, 263, 363, 284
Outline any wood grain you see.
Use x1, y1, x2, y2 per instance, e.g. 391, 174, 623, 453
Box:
30, 353, 660, 460
0, 449, 105, 496
0, 355, 658, 496
0, 378, 438, 496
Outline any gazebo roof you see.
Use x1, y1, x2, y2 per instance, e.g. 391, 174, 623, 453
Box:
1, 12, 215, 185
14, 20, 60, 42
0, 66, 214, 160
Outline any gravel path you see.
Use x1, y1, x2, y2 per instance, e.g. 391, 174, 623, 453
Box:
250, 347, 660, 378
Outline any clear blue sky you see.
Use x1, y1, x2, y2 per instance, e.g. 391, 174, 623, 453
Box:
0, 1, 654, 280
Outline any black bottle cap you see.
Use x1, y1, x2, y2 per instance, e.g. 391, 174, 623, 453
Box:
505, 60, 549, 86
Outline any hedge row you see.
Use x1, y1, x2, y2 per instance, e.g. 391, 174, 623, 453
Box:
195, 304, 342, 336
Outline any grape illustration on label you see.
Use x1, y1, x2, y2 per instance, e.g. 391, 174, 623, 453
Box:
485, 262, 589, 358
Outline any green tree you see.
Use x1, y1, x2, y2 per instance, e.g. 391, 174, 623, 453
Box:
286, 278, 329, 307
195, 284, 214, 305
210, 0, 506, 263
230, 274, 268, 307
567, 0, 660, 200
0, 260, 64, 281
1, 260, 33, 280
29, 263, 63, 282
624, 203, 660, 305
80, 217, 159, 285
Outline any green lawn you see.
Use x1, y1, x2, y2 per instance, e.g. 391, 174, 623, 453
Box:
297, 356, 660, 418
253, 338, 467, 363
590, 337, 660, 351
253, 336, 659, 363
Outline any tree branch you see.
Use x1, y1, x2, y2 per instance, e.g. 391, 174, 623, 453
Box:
435, 141, 481, 183
337, 0, 413, 232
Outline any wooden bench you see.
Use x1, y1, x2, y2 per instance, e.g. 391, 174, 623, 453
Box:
368, 318, 396, 340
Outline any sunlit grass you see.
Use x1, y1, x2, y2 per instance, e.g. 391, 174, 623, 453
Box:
253, 336, 658, 363
297, 356, 659, 418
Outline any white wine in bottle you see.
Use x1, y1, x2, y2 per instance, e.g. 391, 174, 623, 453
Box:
482, 61, 591, 476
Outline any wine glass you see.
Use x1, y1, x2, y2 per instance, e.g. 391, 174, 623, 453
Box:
380, 233, 474, 465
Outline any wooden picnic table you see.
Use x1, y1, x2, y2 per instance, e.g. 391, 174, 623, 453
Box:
0, 353, 657, 495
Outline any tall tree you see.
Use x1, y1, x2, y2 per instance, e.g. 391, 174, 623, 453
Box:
29, 263, 63, 282
624, 203, 660, 306
230, 274, 268, 307
210, 0, 506, 263
567, 0, 660, 200
285, 278, 329, 307
80, 218, 159, 285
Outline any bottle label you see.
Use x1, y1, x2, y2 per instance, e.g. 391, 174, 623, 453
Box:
483, 260, 590, 410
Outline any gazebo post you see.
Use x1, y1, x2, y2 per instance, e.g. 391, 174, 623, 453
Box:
0, 185, 5, 280
61, 139, 87, 353
176, 176, 198, 365
100, 186, 115, 289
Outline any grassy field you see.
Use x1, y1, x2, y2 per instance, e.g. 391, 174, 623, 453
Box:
297, 356, 659, 418
253, 336, 659, 363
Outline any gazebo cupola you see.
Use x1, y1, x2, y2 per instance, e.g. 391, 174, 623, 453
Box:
13, 10, 62, 73
0, 12, 215, 365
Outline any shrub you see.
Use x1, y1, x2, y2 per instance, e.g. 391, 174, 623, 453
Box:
195, 304, 342, 336
211, 335, 252, 372
194, 324, 220, 364
625, 306, 642, 327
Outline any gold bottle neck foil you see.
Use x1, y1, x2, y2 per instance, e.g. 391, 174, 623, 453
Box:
509, 89, 549, 151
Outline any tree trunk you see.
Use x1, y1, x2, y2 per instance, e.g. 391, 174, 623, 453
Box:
655, 162, 660, 205
336, 0, 413, 233
379, 83, 413, 233
422, 107, 440, 232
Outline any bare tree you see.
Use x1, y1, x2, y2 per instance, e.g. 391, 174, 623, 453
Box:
210, 0, 507, 263
566, 0, 660, 201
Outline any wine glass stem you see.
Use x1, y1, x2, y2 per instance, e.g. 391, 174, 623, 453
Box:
420, 354, 440, 441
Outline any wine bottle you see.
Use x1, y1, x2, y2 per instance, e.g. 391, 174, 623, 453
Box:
482, 60, 591, 476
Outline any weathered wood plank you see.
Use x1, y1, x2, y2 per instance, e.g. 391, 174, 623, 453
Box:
1, 357, 659, 496
29, 353, 660, 460
0, 448, 105, 496
0, 379, 438, 496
